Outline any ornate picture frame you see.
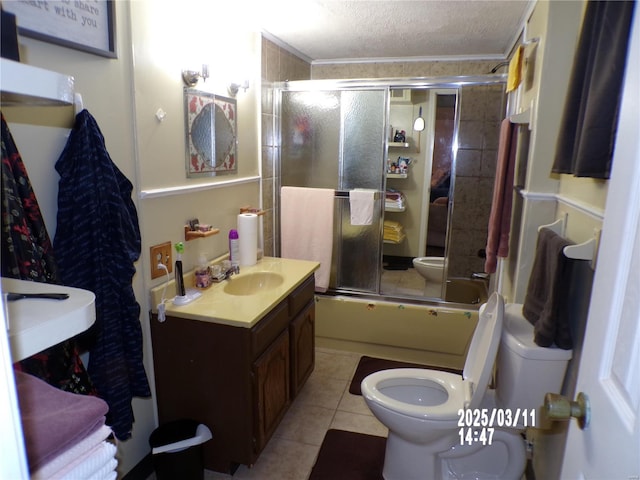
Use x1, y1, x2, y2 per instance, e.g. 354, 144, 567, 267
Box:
184, 89, 238, 177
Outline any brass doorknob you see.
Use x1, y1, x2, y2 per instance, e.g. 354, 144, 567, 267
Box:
544, 392, 590, 429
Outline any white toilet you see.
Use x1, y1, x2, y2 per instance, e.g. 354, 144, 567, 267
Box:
361, 294, 572, 480
412, 256, 445, 282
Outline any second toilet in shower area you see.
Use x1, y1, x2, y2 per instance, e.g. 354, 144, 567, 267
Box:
412, 256, 445, 283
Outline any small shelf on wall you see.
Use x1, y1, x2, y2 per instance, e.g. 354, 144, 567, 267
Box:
389, 141, 409, 148
184, 225, 220, 241
510, 109, 531, 124
2, 277, 96, 362
0, 58, 75, 106
239, 206, 265, 216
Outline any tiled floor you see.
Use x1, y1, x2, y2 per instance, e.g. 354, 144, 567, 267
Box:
203, 347, 388, 479
381, 268, 443, 298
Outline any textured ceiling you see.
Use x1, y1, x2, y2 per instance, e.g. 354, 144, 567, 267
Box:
259, 1, 533, 63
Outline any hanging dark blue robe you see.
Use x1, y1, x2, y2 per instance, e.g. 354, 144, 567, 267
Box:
54, 110, 150, 440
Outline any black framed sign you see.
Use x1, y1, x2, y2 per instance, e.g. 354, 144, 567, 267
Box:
3, 0, 116, 58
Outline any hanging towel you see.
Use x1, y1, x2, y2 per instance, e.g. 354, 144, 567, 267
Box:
54, 110, 151, 440
281, 186, 334, 292
552, 1, 635, 179
15, 370, 109, 472
349, 188, 376, 225
506, 45, 523, 93
484, 119, 518, 274
523, 227, 574, 349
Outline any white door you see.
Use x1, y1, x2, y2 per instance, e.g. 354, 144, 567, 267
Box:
561, 11, 640, 479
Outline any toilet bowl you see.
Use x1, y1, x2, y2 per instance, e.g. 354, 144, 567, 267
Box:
361, 296, 573, 480
412, 256, 445, 282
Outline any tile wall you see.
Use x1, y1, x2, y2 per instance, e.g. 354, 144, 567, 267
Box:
449, 85, 507, 277
261, 39, 311, 256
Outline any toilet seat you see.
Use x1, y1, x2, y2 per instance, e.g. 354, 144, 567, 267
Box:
361, 368, 469, 421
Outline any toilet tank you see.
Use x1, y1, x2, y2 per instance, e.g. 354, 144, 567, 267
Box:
495, 304, 572, 414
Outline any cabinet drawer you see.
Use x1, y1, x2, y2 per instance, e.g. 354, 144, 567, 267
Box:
251, 300, 289, 359
288, 275, 315, 317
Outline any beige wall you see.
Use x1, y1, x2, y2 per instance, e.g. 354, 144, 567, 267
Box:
4, 1, 262, 475
508, 2, 606, 479
4, 0, 611, 476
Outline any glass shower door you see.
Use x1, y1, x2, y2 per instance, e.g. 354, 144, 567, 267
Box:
280, 87, 387, 294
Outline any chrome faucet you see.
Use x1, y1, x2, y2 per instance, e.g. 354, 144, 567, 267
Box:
210, 262, 239, 282
225, 265, 240, 278
471, 272, 489, 283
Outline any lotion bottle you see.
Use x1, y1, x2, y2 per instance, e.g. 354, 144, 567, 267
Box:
229, 229, 240, 269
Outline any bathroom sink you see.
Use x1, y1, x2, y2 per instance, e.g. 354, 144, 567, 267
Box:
223, 272, 284, 296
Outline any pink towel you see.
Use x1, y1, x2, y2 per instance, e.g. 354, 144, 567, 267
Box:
15, 370, 109, 472
281, 186, 334, 291
484, 119, 518, 274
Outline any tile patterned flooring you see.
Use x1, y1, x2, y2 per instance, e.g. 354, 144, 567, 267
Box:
380, 268, 443, 298
203, 347, 388, 480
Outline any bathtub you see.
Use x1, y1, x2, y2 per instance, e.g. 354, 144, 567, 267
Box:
315, 295, 479, 371
445, 278, 488, 305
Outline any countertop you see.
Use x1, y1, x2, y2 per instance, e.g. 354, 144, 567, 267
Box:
2, 277, 96, 362
150, 257, 319, 328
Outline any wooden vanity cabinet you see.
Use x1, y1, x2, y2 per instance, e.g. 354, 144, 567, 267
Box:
150, 274, 315, 474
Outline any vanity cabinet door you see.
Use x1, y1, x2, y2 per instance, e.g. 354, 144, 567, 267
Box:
290, 301, 315, 397
252, 329, 290, 453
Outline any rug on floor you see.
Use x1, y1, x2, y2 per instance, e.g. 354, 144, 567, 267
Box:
308, 429, 386, 480
349, 355, 463, 395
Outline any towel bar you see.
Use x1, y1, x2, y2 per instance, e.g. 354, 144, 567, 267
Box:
334, 189, 381, 199
538, 214, 567, 236
563, 229, 601, 269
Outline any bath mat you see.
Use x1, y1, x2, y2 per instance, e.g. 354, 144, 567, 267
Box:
308, 429, 385, 480
349, 356, 462, 395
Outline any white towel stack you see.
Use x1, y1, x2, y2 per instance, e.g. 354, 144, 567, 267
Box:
32, 425, 117, 480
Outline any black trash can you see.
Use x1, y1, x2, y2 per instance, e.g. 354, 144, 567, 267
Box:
149, 420, 212, 480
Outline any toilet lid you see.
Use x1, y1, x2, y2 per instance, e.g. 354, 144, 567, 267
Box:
462, 292, 504, 409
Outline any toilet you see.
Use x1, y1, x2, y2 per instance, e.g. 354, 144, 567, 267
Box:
361, 294, 572, 480
412, 256, 445, 282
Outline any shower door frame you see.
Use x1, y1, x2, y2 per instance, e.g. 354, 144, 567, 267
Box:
273, 75, 507, 301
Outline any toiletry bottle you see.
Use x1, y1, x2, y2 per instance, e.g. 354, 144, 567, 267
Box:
174, 242, 186, 297
195, 254, 210, 288
229, 229, 240, 269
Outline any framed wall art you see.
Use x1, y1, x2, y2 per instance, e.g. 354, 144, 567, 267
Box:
2, 0, 117, 58
185, 88, 238, 177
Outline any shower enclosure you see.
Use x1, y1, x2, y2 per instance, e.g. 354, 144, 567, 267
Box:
278, 87, 387, 293
274, 77, 507, 303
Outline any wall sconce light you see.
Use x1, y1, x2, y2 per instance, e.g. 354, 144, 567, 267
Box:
182, 64, 210, 87
228, 80, 250, 97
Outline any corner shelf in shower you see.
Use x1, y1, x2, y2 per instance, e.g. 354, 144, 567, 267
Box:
389, 142, 409, 148
385, 205, 406, 212
387, 172, 408, 179
383, 236, 406, 244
